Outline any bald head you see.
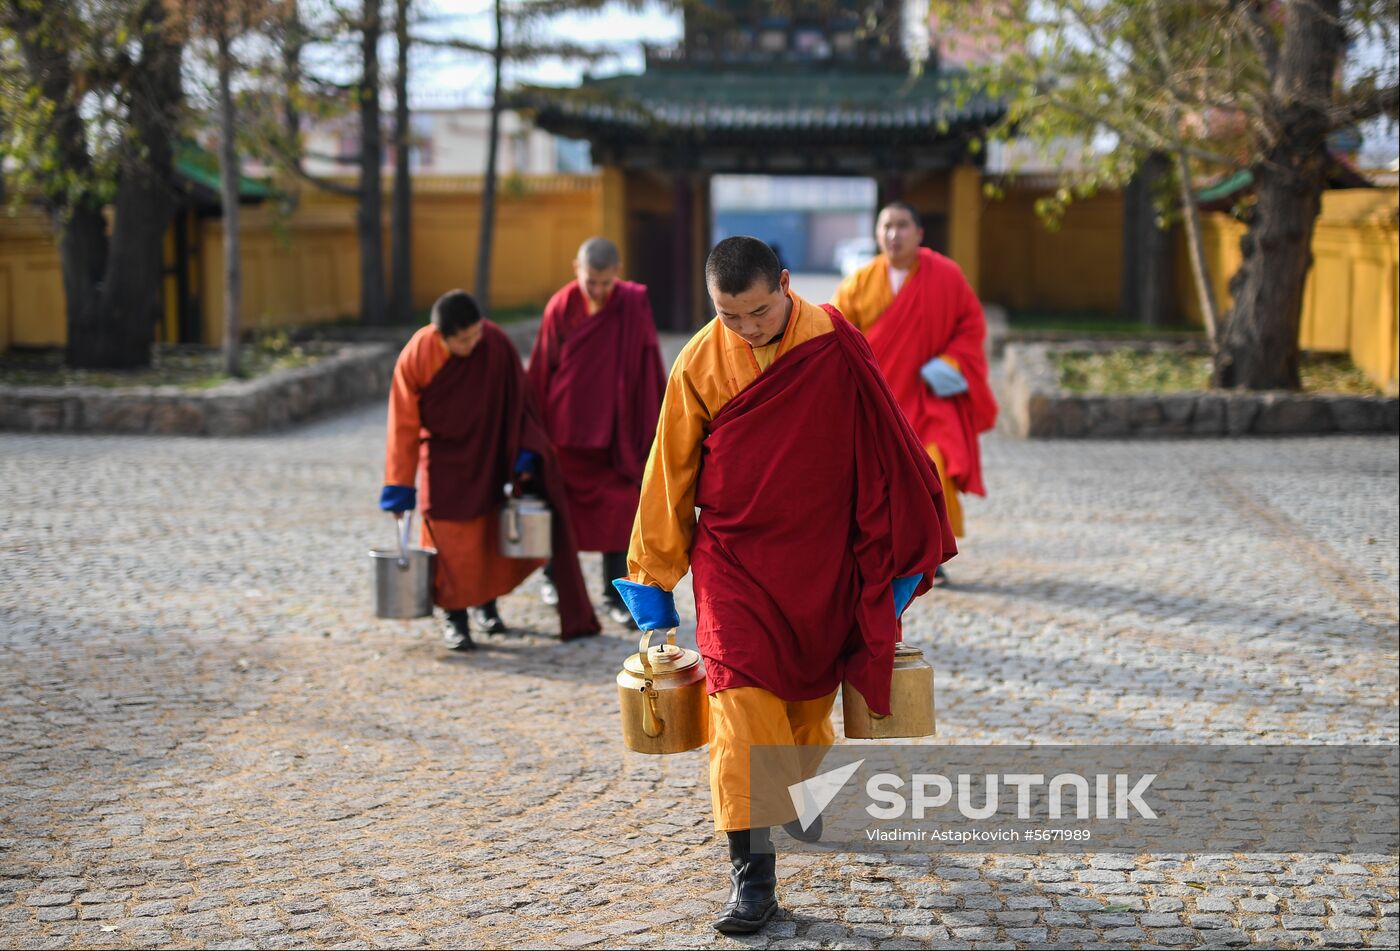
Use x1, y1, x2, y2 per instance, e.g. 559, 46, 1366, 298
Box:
574, 237, 621, 307
577, 237, 620, 271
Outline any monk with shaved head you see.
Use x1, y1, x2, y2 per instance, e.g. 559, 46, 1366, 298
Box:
527, 237, 665, 627
832, 202, 998, 584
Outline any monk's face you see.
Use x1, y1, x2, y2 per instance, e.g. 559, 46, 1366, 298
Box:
441, 322, 483, 359
574, 263, 619, 307
711, 270, 792, 347
876, 206, 923, 269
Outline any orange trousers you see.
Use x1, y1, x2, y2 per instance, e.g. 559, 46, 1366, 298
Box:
707, 686, 837, 833
422, 514, 543, 611
926, 443, 964, 537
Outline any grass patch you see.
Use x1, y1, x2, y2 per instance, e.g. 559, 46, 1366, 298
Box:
0, 331, 323, 389
1055, 349, 1381, 395
1010, 309, 1202, 338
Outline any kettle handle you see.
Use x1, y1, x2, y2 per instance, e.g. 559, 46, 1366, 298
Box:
637, 629, 677, 739
636, 629, 677, 678
503, 497, 521, 544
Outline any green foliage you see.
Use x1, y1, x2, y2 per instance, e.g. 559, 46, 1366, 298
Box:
931, 0, 1399, 225
0, 0, 174, 216
1055, 348, 1381, 395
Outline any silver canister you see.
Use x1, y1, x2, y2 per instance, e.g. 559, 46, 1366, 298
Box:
370, 512, 436, 618
498, 487, 552, 559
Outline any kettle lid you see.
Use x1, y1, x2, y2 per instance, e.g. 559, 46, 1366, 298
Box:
623, 641, 701, 676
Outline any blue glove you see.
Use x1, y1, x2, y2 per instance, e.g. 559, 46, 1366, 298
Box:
921, 357, 969, 398
611, 579, 680, 631
513, 449, 541, 478
893, 573, 923, 618
379, 484, 416, 513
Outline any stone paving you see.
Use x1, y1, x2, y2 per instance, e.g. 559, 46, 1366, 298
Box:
1, 408, 1396, 950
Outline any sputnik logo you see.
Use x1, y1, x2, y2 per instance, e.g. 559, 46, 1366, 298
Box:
787, 759, 865, 832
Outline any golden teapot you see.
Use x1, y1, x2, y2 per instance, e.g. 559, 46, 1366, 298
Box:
617, 630, 708, 754
842, 643, 936, 739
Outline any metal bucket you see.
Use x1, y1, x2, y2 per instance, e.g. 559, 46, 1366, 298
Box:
370, 512, 436, 618
498, 488, 552, 559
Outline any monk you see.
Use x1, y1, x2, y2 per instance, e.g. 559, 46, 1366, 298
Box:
379, 290, 599, 648
527, 237, 665, 628
612, 237, 955, 934
831, 201, 997, 585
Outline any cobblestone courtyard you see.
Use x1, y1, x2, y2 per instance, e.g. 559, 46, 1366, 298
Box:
1, 411, 1396, 950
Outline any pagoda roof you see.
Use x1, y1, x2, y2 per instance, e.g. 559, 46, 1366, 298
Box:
515, 65, 1003, 157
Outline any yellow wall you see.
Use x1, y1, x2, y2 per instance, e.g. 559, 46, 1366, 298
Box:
1179, 188, 1399, 391
979, 185, 1125, 313
0, 174, 602, 350
0, 210, 68, 349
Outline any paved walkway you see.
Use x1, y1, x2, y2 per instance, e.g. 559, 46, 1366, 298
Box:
1, 411, 1396, 949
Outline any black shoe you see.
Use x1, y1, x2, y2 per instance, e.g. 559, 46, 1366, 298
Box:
469, 601, 508, 636
606, 601, 636, 629
783, 811, 822, 843
443, 610, 476, 651
712, 829, 778, 934
932, 565, 950, 587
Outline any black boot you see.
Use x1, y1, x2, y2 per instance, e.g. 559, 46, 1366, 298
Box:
469, 600, 508, 635
712, 829, 778, 934
443, 609, 475, 651
783, 812, 822, 843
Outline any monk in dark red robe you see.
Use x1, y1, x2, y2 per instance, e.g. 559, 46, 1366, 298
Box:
527, 237, 665, 627
380, 290, 599, 648
613, 238, 954, 934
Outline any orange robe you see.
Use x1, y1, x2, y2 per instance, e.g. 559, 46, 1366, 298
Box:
832, 251, 997, 536
384, 325, 540, 610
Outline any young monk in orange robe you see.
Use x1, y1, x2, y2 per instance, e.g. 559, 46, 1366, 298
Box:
831, 202, 997, 584
612, 238, 954, 935
379, 291, 599, 648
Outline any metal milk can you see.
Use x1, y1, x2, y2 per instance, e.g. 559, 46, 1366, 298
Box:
370, 512, 436, 619
498, 485, 552, 559
617, 630, 708, 754
842, 643, 936, 739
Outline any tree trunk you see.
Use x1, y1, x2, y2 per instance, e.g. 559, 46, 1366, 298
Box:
84, 0, 183, 369
358, 0, 386, 325
390, 0, 413, 324
1212, 0, 1343, 390
58, 201, 112, 369
217, 20, 243, 377
1174, 149, 1219, 346
474, 0, 504, 307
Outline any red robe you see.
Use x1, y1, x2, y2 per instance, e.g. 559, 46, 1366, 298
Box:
863, 249, 998, 496
527, 281, 665, 552
406, 321, 599, 638
691, 309, 955, 716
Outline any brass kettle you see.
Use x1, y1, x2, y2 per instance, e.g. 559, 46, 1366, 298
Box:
842, 643, 936, 739
617, 630, 708, 754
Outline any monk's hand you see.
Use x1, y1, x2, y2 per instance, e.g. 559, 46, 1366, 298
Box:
379, 485, 416, 513
512, 450, 542, 496
610, 579, 679, 631
893, 574, 924, 618
920, 357, 969, 398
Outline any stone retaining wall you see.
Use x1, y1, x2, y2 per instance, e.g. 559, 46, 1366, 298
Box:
1004, 342, 1400, 438
0, 343, 396, 436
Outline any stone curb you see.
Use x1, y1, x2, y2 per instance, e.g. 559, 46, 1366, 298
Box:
0, 343, 397, 437
1004, 341, 1400, 438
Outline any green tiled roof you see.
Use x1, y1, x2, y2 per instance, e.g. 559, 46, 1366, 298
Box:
516, 66, 1003, 145
175, 142, 273, 202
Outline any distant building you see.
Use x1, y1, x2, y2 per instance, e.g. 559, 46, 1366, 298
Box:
300, 103, 593, 177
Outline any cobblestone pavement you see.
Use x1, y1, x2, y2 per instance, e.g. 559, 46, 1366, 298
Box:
1, 411, 1396, 950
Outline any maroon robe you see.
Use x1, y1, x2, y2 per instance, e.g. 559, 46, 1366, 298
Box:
420, 321, 600, 638
691, 309, 955, 716
527, 281, 665, 552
